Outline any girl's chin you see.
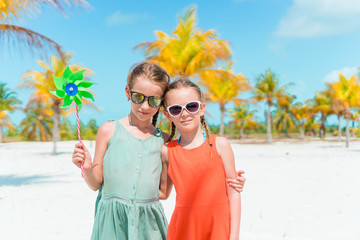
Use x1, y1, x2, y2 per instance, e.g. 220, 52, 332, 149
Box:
177, 123, 198, 132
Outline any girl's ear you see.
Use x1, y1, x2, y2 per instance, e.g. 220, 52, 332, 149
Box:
125, 86, 130, 100
163, 109, 172, 122
200, 102, 206, 116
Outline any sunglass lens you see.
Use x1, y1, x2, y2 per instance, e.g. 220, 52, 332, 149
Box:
186, 102, 200, 113
169, 105, 183, 116
131, 92, 144, 104
148, 97, 162, 108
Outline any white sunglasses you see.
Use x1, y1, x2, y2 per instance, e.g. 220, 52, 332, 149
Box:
166, 101, 202, 117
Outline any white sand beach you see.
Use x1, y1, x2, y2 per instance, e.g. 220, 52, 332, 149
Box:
0, 140, 359, 240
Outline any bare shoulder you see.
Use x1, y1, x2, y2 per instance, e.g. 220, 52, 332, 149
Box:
215, 136, 231, 149
98, 121, 115, 134
215, 136, 234, 158
97, 121, 115, 141
215, 136, 236, 177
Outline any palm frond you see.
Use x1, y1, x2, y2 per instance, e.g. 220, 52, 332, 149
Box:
0, 24, 65, 59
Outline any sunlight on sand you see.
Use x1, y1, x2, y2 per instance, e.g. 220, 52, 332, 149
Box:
0, 140, 359, 240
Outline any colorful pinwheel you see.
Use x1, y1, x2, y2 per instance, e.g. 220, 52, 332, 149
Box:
50, 66, 95, 111
50, 66, 95, 177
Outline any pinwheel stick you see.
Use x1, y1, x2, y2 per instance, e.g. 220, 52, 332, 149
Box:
76, 105, 84, 177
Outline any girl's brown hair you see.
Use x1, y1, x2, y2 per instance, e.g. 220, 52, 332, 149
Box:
163, 77, 212, 149
127, 62, 170, 126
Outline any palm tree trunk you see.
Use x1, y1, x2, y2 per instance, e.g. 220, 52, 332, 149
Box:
219, 104, 225, 137
337, 114, 341, 141
240, 122, 245, 139
52, 103, 61, 155
300, 120, 305, 139
320, 114, 326, 139
346, 118, 350, 148
284, 120, 290, 137
0, 124, 3, 143
266, 104, 272, 143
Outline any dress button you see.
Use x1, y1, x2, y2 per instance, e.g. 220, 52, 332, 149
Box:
136, 169, 140, 173
137, 154, 141, 158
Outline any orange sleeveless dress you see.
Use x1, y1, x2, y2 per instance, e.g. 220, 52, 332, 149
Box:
167, 134, 230, 240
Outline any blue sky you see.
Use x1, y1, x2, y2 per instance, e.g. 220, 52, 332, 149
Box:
2, 0, 360, 127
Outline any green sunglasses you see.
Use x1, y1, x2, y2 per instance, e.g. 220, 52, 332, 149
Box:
129, 90, 162, 108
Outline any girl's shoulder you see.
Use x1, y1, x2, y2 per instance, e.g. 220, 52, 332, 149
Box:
98, 121, 116, 136
213, 135, 228, 145
96, 121, 117, 144
214, 135, 233, 157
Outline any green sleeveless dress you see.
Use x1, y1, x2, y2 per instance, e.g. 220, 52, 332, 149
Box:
91, 120, 168, 240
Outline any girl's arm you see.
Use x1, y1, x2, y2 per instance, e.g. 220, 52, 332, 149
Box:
159, 143, 173, 199
216, 136, 241, 240
72, 122, 114, 191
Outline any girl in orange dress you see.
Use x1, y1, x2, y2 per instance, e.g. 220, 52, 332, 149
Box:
161, 78, 241, 240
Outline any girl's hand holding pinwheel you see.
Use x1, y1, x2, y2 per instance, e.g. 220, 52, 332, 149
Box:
72, 142, 92, 171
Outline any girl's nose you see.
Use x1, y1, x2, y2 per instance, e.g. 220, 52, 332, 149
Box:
141, 98, 150, 109
181, 108, 191, 117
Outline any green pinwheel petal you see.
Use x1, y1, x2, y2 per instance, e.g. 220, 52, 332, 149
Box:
53, 75, 66, 90
78, 88, 95, 101
70, 70, 86, 81
62, 66, 73, 80
76, 80, 95, 88
75, 94, 83, 111
56, 89, 65, 97
50, 90, 65, 98
62, 95, 75, 108
50, 90, 59, 97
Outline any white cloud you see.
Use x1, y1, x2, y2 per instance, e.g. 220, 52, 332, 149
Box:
323, 66, 359, 83
274, 0, 360, 37
106, 11, 148, 26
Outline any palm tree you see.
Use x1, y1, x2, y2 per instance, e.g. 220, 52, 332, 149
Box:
0, 83, 21, 142
199, 64, 250, 136
19, 53, 95, 154
253, 69, 288, 143
229, 103, 259, 139
291, 101, 312, 139
353, 108, 360, 132
312, 87, 334, 138
330, 73, 360, 147
304, 117, 321, 137
135, 6, 231, 78
20, 101, 53, 141
331, 98, 346, 140
0, 0, 89, 60
272, 93, 296, 137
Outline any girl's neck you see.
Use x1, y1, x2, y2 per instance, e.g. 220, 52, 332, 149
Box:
178, 127, 204, 148
127, 113, 154, 132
